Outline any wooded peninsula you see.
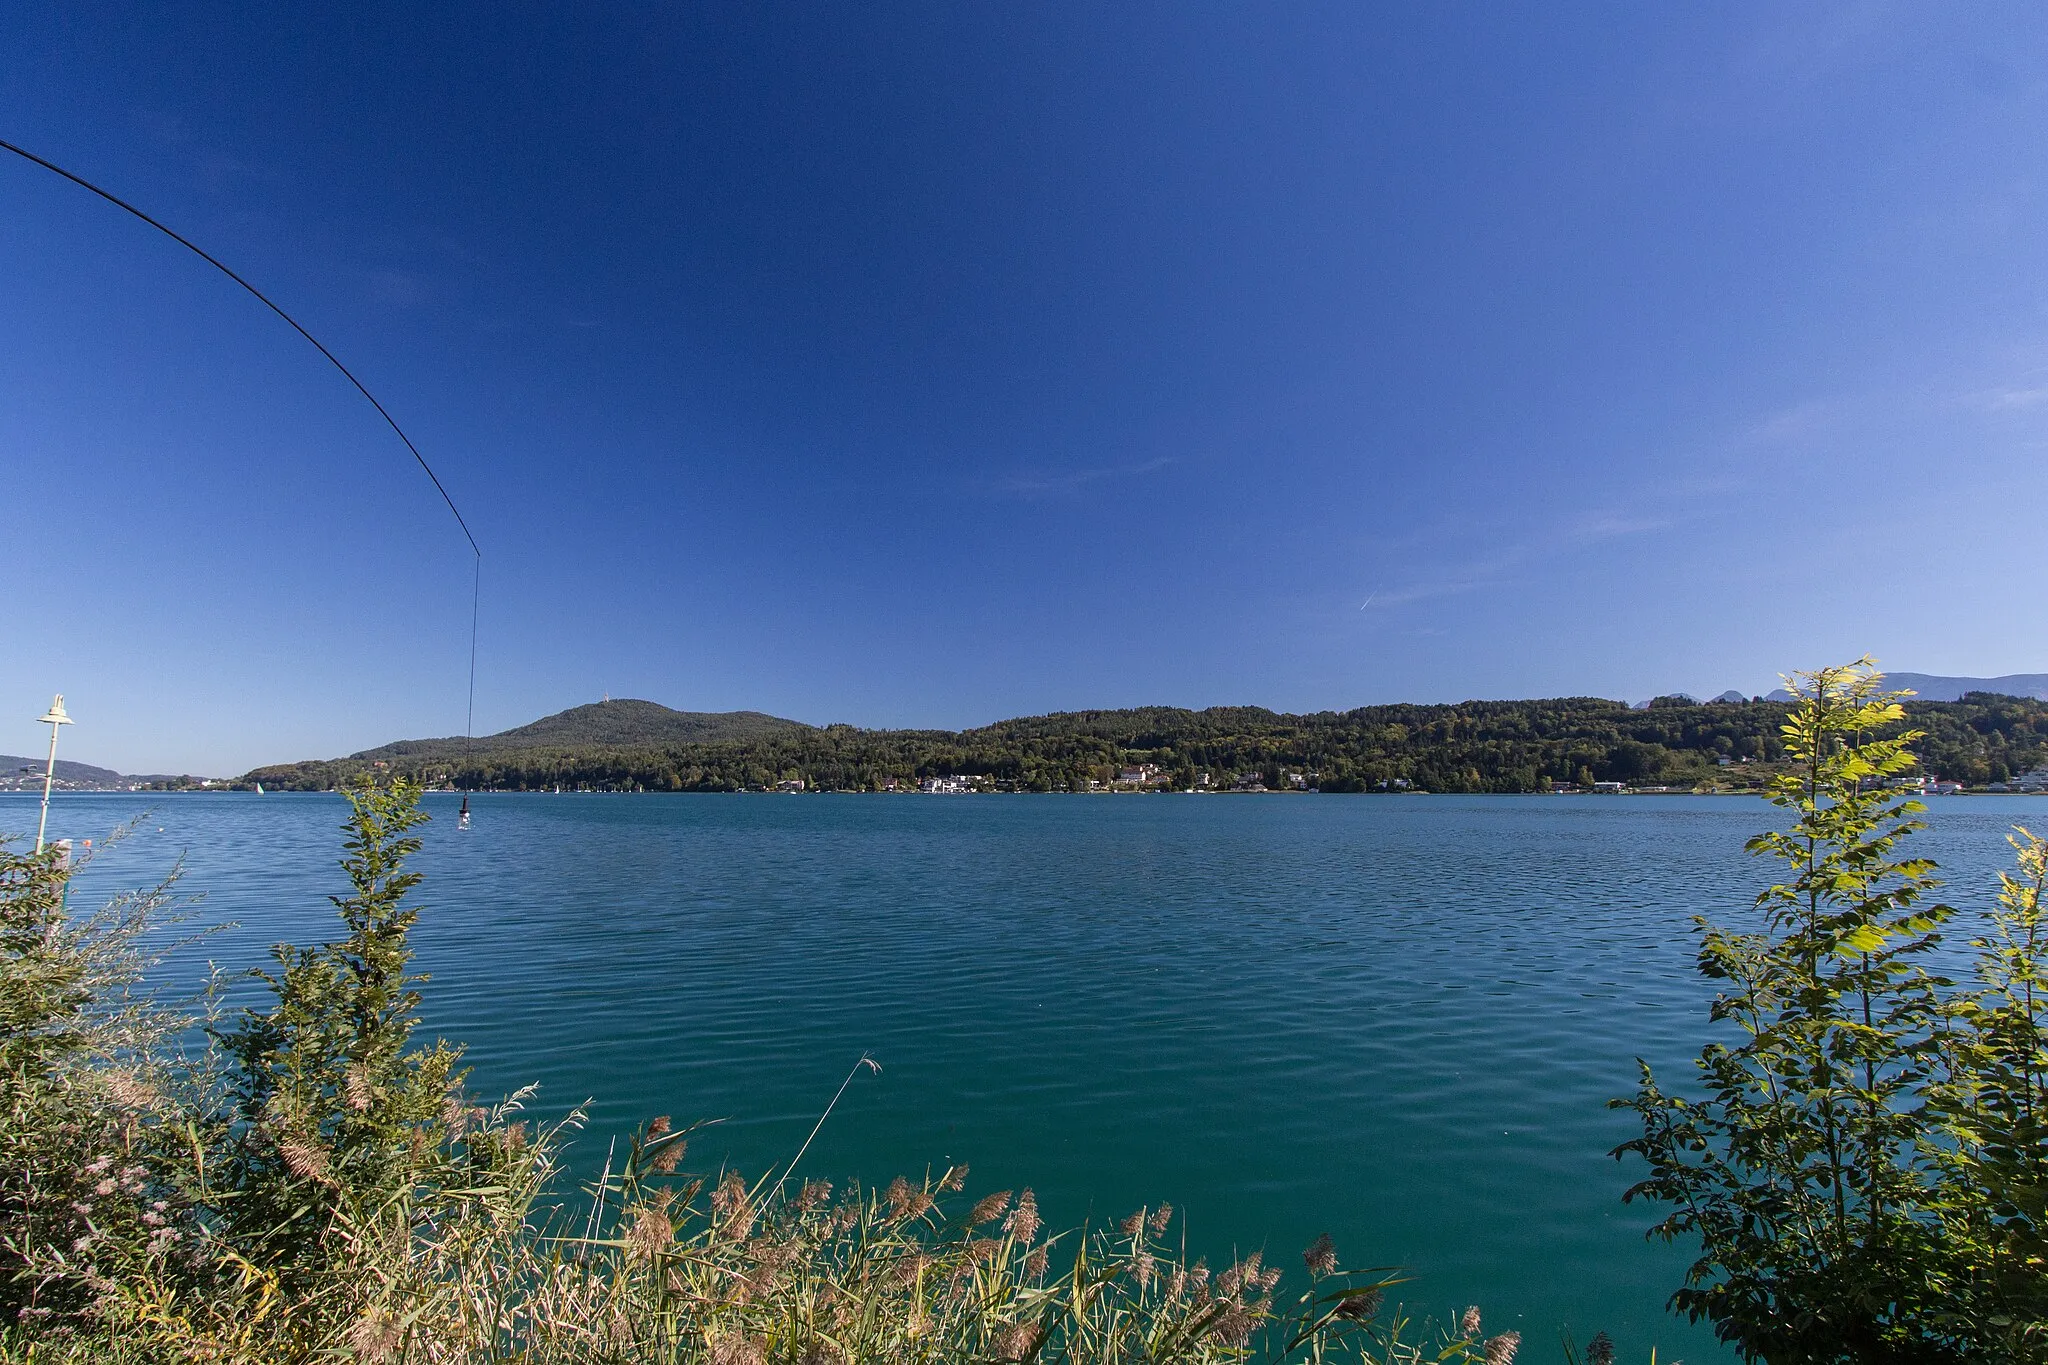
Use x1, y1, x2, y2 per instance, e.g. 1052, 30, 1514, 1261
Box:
238, 692, 2048, 795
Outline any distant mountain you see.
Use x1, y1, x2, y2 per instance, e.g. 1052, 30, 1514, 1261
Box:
1764, 673, 2048, 703
1631, 693, 1762, 708
355, 699, 813, 761
1886, 673, 2048, 702
0, 755, 128, 787
0, 756, 203, 790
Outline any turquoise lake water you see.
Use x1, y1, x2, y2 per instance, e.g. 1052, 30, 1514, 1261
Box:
15, 790, 2046, 1361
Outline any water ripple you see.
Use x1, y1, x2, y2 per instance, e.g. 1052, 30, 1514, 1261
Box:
17, 789, 2044, 1361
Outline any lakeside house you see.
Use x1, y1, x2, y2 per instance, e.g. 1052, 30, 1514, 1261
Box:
1898, 774, 1965, 796
1986, 764, 2048, 794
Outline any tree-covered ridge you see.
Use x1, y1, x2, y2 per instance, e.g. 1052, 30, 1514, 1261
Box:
354, 700, 811, 761
241, 692, 2048, 794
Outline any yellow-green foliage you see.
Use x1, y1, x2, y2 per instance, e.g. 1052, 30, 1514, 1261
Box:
1616, 660, 2048, 1363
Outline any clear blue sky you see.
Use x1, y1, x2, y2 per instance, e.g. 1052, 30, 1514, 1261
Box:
6, 4, 2047, 775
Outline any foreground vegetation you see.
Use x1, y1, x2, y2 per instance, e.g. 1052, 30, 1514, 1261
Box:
1620, 661, 2048, 1362
12, 658, 2048, 1360
0, 783, 1533, 1363
244, 691, 2048, 795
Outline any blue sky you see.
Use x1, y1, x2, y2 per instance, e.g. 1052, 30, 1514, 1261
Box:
6, 3, 2048, 774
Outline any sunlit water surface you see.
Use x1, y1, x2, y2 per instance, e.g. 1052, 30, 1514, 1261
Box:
17, 790, 2045, 1361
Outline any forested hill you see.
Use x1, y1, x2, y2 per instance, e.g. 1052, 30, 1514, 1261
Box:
240, 692, 2048, 794
354, 700, 811, 761
0, 756, 129, 787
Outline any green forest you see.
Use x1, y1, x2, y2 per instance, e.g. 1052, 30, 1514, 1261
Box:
240, 692, 2048, 794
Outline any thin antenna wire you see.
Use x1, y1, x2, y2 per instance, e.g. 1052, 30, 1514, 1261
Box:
2, 136, 483, 744
467, 558, 480, 763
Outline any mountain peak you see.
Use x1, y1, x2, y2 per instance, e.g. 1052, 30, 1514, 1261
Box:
1762, 673, 2048, 704
1885, 673, 2048, 702
354, 700, 811, 760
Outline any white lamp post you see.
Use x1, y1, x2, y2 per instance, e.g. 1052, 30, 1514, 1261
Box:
34, 694, 73, 854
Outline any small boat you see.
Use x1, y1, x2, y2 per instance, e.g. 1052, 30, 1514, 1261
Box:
458, 794, 471, 829
255, 781, 264, 795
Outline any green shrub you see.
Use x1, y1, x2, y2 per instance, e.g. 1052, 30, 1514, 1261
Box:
1926, 824, 2048, 1355
1618, 659, 2048, 1362
0, 830, 212, 1339
213, 777, 467, 1293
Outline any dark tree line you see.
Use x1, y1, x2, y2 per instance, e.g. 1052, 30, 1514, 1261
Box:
240, 692, 2048, 794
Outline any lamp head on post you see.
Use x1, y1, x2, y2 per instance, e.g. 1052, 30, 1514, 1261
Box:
34, 693, 75, 855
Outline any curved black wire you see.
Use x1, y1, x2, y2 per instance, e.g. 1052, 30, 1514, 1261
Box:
2, 136, 483, 748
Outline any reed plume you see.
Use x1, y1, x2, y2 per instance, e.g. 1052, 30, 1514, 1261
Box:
1336, 1288, 1382, 1321
345, 1306, 404, 1363
278, 1137, 330, 1183
969, 1189, 1012, 1225
1003, 1188, 1041, 1242
994, 1320, 1045, 1360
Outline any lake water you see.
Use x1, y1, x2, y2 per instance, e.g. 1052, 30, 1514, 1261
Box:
14, 790, 2045, 1361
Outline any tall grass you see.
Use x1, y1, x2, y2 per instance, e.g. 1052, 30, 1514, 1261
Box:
1, 784, 1548, 1363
